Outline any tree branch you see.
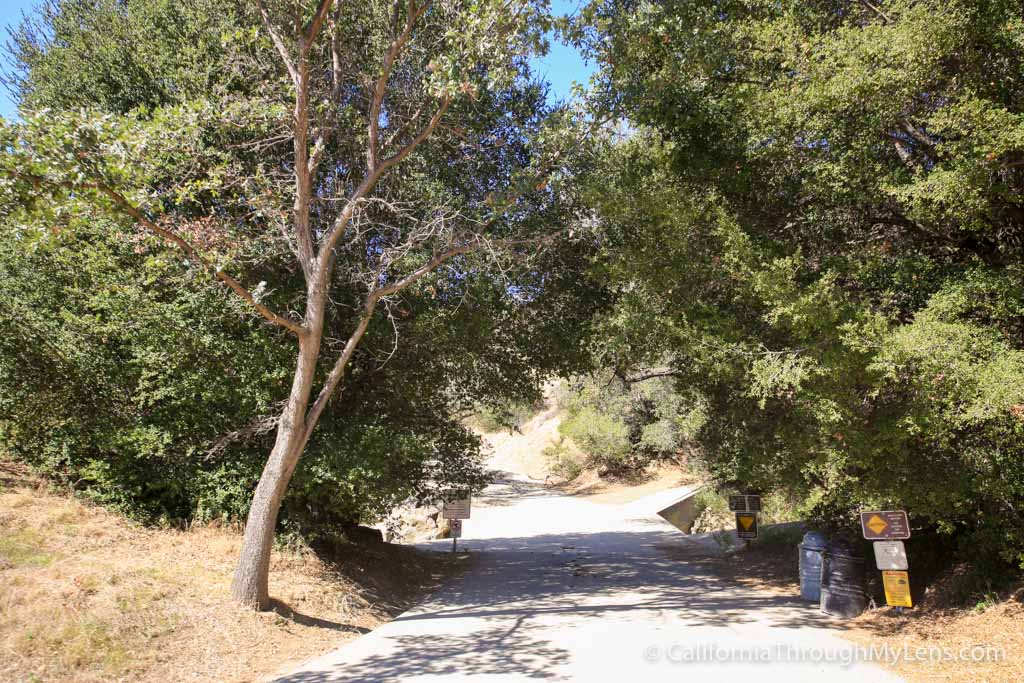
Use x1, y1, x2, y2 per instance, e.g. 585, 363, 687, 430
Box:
859, 0, 890, 24
303, 231, 559, 436
623, 367, 679, 384
315, 94, 452, 285
376, 95, 451, 173
256, 0, 299, 86
307, 0, 346, 178
96, 186, 306, 336
302, 0, 335, 47
367, 0, 433, 171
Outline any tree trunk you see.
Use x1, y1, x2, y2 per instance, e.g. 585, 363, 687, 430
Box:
229, 418, 307, 609
231, 296, 324, 609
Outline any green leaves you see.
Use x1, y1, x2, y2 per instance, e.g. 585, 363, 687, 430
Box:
577, 0, 1024, 566
1, 0, 597, 544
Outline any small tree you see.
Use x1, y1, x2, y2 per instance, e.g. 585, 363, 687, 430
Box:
1, 0, 583, 609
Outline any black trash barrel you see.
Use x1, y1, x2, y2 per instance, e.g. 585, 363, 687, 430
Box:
819, 539, 868, 618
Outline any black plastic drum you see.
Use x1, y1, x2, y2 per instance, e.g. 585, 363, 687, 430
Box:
819, 540, 868, 618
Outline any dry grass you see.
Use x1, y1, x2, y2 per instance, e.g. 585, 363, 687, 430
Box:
480, 400, 568, 481
682, 524, 1024, 683
0, 461, 464, 683
562, 462, 695, 504
843, 577, 1024, 682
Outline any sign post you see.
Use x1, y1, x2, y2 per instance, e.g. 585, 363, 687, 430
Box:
449, 519, 462, 553
735, 512, 758, 541
443, 498, 471, 553
730, 495, 761, 547
862, 510, 912, 609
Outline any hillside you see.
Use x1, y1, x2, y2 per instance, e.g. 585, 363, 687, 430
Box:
0, 461, 463, 683
478, 395, 695, 505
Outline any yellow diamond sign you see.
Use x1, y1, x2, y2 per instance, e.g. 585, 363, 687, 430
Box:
866, 514, 888, 535
739, 515, 755, 530
861, 510, 910, 539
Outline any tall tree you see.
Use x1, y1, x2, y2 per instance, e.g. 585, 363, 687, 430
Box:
570, 0, 1024, 566
2, 0, 588, 608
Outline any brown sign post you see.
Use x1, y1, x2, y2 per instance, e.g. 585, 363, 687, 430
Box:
862, 509, 913, 610
860, 510, 910, 540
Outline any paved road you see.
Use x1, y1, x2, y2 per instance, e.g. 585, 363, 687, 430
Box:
276, 472, 901, 682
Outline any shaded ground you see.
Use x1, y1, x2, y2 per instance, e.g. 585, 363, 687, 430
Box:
0, 461, 464, 683
276, 471, 900, 682
687, 520, 1024, 683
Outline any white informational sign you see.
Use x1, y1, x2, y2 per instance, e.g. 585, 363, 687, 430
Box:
442, 498, 471, 520
449, 519, 463, 538
873, 540, 909, 570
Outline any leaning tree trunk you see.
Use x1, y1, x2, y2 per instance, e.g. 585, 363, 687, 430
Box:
229, 420, 307, 609
231, 311, 323, 609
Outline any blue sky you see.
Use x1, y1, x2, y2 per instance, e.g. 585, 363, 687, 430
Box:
0, 0, 38, 119
0, 0, 593, 120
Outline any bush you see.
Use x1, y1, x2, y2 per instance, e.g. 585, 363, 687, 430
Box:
560, 405, 631, 468
0, 224, 560, 539
543, 438, 585, 481
556, 372, 702, 475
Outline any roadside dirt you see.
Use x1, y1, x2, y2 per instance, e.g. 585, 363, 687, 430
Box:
676, 525, 1024, 683
0, 460, 468, 683
480, 400, 564, 481
560, 462, 695, 504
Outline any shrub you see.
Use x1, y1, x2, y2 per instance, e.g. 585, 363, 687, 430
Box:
543, 438, 585, 481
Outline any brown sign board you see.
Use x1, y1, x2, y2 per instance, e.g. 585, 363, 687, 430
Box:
728, 495, 762, 513
860, 510, 910, 540
443, 498, 471, 520
735, 513, 758, 539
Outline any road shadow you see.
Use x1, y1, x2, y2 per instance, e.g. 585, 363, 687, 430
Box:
280, 617, 571, 682
270, 599, 371, 634
275, 524, 841, 682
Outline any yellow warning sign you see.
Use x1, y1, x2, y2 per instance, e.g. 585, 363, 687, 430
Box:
882, 570, 913, 607
866, 514, 888, 535
735, 513, 758, 539
860, 510, 910, 539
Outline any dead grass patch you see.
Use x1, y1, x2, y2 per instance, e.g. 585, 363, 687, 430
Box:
676, 528, 1024, 682
0, 467, 465, 682
561, 461, 696, 504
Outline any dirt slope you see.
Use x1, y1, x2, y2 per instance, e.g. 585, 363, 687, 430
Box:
478, 397, 693, 504
0, 461, 462, 683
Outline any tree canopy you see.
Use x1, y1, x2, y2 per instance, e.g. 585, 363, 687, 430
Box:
1, 0, 607, 607
562, 0, 1024, 567
1, 0, 1023, 603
